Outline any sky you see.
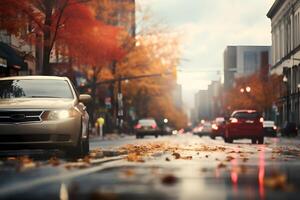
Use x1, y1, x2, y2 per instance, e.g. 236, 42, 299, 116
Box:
137, 0, 276, 111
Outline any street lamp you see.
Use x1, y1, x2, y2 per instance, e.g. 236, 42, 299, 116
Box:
246, 86, 251, 93
164, 118, 168, 124
240, 86, 251, 93
283, 75, 289, 123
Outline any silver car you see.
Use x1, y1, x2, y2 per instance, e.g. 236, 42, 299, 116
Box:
0, 76, 91, 157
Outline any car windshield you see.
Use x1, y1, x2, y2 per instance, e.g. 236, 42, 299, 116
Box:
138, 119, 156, 126
0, 79, 74, 99
232, 112, 259, 119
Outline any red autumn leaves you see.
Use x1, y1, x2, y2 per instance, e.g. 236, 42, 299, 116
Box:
0, 0, 124, 72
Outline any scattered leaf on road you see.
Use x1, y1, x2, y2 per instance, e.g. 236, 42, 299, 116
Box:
172, 153, 181, 159
161, 174, 178, 186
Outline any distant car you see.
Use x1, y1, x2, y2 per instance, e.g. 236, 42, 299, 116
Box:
193, 121, 212, 137
281, 122, 298, 137
0, 76, 91, 157
224, 110, 264, 144
210, 117, 226, 139
134, 118, 160, 138
263, 121, 277, 137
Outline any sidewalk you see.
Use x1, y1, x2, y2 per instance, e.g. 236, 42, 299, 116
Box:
90, 133, 131, 141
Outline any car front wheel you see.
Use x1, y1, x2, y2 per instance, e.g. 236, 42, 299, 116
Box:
258, 137, 264, 144
65, 137, 89, 158
65, 121, 89, 158
224, 130, 232, 143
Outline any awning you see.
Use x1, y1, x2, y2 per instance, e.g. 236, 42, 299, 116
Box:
0, 42, 27, 70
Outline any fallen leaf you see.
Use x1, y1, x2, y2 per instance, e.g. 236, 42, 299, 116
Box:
217, 162, 227, 169
17, 156, 37, 171
120, 168, 135, 178
126, 153, 145, 163
161, 174, 178, 185
172, 153, 181, 159
264, 172, 287, 190
181, 156, 192, 160
48, 157, 60, 166
225, 156, 235, 162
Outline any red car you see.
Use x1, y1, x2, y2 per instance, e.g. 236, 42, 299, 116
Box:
224, 110, 264, 144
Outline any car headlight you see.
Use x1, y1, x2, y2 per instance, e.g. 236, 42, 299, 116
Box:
47, 109, 77, 120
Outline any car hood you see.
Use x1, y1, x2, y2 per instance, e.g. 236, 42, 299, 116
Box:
0, 98, 75, 110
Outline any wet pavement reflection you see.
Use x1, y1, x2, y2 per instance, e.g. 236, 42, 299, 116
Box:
1, 135, 300, 199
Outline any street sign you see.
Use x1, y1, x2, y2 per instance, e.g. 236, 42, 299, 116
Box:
105, 97, 112, 109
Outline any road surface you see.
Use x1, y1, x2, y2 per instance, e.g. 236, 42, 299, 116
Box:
0, 134, 300, 200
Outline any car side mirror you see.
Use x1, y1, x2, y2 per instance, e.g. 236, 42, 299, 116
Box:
79, 94, 92, 104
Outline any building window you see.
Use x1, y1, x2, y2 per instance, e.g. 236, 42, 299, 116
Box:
244, 51, 258, 74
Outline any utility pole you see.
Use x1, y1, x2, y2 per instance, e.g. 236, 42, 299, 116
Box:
116, 77, 123, 132
80, 72, 171, 133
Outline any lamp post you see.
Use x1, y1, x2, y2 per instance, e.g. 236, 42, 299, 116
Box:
283, 75, 289, 123
297, 84, 300, 124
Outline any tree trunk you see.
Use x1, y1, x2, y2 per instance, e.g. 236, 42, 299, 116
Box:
42, 47, 51, 75
42, 0, 54, 75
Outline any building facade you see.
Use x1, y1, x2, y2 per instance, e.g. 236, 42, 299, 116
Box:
267, 0, 300, 126
208, 80, 222, 119
0, 30, 36, 77
194, 90, 210, 123
224, 45, 271, 90
172, 83, 183, 110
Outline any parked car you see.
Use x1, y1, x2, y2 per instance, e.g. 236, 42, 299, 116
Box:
210, 117, 226, 139
263, 120, 277, 137
0, 76, 91, 157
134, 118, 160, 138
193, 121, 212, 137
224, 110, 264, 144
281, 122, 298, 137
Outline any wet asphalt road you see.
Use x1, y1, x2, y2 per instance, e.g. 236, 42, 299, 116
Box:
1, 134, 300, 200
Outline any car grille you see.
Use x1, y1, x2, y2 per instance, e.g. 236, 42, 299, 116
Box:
0, 134, 70, 143
0, 111, 43, 123
0, 134, 50, 142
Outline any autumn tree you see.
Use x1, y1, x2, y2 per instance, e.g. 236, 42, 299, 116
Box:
224, 66, 282, 115
0, 0, 123, 75
114, 6, 188, 129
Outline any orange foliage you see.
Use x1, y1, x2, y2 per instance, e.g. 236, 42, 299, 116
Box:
0, 0, 124, 74
58, 2, 124, 66
115, 8, 187, 129
224, 67, 282, 113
